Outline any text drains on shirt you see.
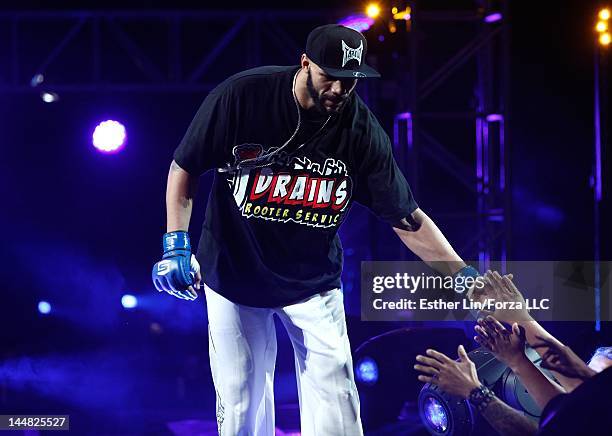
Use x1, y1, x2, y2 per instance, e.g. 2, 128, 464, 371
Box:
227, 144, 352, 228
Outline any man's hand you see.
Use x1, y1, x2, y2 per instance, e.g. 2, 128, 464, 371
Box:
476, 271, 532, 323
414, 345, 481, 399
531, 335, 597, 381
474, 315, 528, 370
152, 231, 201, 301
467, 271, 511, 303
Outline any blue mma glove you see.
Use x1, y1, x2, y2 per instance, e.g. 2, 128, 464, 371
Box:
453, 264, 482, 319
452, 265, 481, 295
152, 231, 200, 301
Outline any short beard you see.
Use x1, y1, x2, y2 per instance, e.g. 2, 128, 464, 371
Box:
306, 68, 330, 115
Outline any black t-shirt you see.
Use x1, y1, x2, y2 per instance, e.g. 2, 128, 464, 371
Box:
174, 66, 418, 307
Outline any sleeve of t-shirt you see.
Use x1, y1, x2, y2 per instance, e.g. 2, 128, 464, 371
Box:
353, 125, 418, 224
173, 85, 235, 175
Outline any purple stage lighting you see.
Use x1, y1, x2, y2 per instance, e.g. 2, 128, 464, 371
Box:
486, 113, 503, 122
484, 12, 503, 23
92, 120, 127, 153
355, 356, 378, 385
396, 112, 412, 120
338, 15, 375, 32
38, 301, 51, 315
423, 396, 449, 433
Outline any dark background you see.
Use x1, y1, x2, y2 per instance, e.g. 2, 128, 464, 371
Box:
0, 0, 610, 434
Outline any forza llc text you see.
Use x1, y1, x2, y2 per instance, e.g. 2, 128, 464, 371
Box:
372, 298, 550, 311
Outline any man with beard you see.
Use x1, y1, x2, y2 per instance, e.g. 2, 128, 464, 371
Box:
152, 24, 476, 435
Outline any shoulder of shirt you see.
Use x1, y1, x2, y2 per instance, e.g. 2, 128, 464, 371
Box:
211, 65, 297, 96
343, 93, 388, 144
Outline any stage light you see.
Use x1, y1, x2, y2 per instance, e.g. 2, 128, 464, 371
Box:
38, 301, 51, 315
396, 111, 412, 120
392, 7, 398, 15
388, 22, 397, 33
599, 8, 610, 21
600, 32, 611, 45
355, 328, 468, 431
366, 4, 381, 19
41, 92, 59, 103
121, 294, 138, 309
92, 120, 127, 153
30, 74, 44, 87
338, 15, 375, 32
355, 356, 379, 385
486, 113, 504, 122
596, 21, 608, 32
393, 7, 411, 20
419, 347, 546, 435
423, 396, 449, 433
484, 12, 503, 23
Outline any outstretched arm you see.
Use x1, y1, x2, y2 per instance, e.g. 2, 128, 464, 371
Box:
475, 315, 565, 410
478, 396, 539, 436
393, 208, 465, 276
480, 271, 586, 392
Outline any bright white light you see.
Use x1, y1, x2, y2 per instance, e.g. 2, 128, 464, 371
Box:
366, 4, 381, 19
121, 294, 138, 309
92, 120, 127, 153
41, 92, 59, 103
38, 301, 51, 315
596, 21, 608, 33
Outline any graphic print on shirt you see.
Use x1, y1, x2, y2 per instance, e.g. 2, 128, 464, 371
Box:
227, 143, 352, 228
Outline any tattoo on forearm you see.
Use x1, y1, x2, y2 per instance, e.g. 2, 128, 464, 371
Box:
482, 398, 538, 436
178, 196, 192, 209
393, 214, 422, 232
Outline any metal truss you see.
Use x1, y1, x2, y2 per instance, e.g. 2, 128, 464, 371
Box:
393, 0, 510, 268
0, 10, 330, 93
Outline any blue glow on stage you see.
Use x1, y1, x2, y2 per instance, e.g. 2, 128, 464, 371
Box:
356, 356, 379, 385
424, 396, 449, 433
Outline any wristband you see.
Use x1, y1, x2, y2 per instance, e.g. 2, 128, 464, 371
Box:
468, 384, 495, 413
162, 231, 190, 254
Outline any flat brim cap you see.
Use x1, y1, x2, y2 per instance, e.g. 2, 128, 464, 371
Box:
305, 24, 381, 79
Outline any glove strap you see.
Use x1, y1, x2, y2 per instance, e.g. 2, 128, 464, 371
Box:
453, 265, 480, 280
452, 265, 480, 294
162, 231, 191, 254
453, 265, 484, 320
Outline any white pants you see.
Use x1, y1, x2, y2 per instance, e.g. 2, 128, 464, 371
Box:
204, 285, 363, 436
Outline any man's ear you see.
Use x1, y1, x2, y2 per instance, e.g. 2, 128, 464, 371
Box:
300, 53, 310, 68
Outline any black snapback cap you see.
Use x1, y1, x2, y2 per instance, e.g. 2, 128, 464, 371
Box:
305, 24, 381, 79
